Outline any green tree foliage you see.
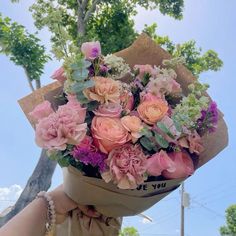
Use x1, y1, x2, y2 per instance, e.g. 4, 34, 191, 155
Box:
87, 1, 137, 54
0, 14, 49, 90
119, 226, 140, 236
220, 205, 236, 236
143, 23, 223, 77
133, 0, 184, 19
29, 0, 184, 58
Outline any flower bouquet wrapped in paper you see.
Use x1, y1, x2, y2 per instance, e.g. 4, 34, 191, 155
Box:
19, 34, 228, 236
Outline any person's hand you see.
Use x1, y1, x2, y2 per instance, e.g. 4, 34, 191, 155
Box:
48, 185, 77, 223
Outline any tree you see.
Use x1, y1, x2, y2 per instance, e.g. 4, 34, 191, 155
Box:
29, 0, 184, 59
220, 205, 236, 236
0, 14, 49, 90
143, 23, 223, 77
119, 226, 140, 236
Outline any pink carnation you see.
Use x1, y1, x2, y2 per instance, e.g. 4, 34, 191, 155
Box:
93, 103, 122, 118
35, 99, 87, 151
101, 144, 147, 189
146, 150, 176, 176
29, 101, 54, 123
162, 151, 194, 179
58, 95, 86, 124
51, 67, 67, 83
81, 41, 101, 60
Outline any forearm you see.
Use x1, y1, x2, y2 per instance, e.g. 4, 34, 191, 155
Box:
0, 198, 47, 236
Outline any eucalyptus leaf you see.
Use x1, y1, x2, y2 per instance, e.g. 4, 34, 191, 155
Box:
140, 137, 155, 151
157, 122, 175, 139
154, 132, 169, 148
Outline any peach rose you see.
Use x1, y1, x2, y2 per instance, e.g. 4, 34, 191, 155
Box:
91, 116, 131, 153
29, 101, 54, 123
93, 103, 122, 118
121, 116, 143, 141
83, 77, 120, 104
137, 99, 169, 125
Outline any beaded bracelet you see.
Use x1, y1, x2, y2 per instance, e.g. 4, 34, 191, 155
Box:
36, 191, 56, 235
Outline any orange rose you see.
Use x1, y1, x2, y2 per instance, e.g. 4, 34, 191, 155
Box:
83, 76, 120, 104
137, 99, 168, 125
91, 116, 131, 153
121, 116, 143, 141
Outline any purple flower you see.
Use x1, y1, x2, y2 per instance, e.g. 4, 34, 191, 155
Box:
100, 65, 108, 73
72, 147, 107, 172
197, 101, 219, 133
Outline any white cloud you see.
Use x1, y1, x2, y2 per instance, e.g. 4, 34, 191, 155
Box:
0, 185, 23, 214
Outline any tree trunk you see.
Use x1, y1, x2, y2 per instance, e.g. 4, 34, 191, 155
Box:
0, 150, 57, 227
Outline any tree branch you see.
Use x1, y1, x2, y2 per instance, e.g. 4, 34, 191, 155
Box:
84, 0, 101, 23
0, 150, 57, 226
35, 79, 41, 89
24, 68, 35, 92
81, 0, 89, 12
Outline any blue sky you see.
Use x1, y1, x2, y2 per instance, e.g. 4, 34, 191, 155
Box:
0, 0, 235, 235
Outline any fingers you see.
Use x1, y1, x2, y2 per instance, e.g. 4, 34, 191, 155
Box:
77, 205, 101, 218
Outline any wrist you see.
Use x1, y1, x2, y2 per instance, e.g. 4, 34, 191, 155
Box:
36, 191, 56, 234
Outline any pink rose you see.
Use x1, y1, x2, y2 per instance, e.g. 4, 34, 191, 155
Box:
29, 101, 54, 123
134, 64, 157, 79
35, 111, 87, 151
141, 92, 161, 102
146, 150, 176, 176
81, 41, 101, 60
91, 116, 131, 154
93, 103, 122, 118
51, 67, 67, 83
101, 144, 147, 189
162, 151, 194, 179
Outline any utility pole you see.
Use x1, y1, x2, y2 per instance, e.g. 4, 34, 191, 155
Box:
180, 183, 185, 236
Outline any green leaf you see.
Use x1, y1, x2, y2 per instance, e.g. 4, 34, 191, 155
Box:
58, 157, 70, 167
154, 132, 169, 148
157, 122, 175, 139
140, 137, 155, 151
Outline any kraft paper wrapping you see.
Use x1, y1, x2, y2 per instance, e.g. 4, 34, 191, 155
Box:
18, 33, 228, 236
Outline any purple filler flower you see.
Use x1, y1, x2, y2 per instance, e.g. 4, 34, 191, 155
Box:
197, 101, 219, 133
72, 147, 107, 172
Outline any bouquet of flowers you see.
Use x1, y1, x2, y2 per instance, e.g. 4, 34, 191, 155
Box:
19, 34, 228, 236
